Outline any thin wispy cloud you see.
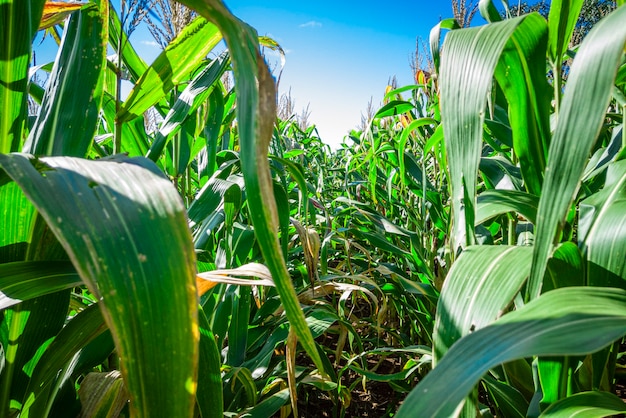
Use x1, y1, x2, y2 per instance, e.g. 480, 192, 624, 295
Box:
299, 21, 322, 28
140, 40, 160, 47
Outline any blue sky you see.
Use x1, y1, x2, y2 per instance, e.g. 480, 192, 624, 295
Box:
224, 1, 456, 148
34, 1, 480, 148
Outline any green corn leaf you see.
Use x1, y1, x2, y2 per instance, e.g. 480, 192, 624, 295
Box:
547, 0, 585, 106
493, 13, 551, 196
483, 375, 528, 418
374, 100, 414, 118
21, 302, 108, 417
579, 158, 626, 288
196, 306, 223, 418
433, 245, 533, 362
0, 291, 70, 417
398, 118, 437, 189
188, 177, 242, 226
475, 189, 539, 225
429, 18, 460, 75
479, 0, 503, 23
117, 15, 222, 123
0, 0, 46, 153
528, 6, 626, 301
0, 153, 198, 417
243, 388, 290, 418
226, 286, 251, 367
0, 180, 36, 263
200, 88, 224, 179
101, 92, 151, 157
547, 0, 584, 65
539, 391, 626, 417
177, 0, 326, 374
0, 260, 80, 310
269, 156, 309, 218
396, 287, 626, 417
77, 371, 128, 418
24, 0, 108, 157
147, 51, 230, 162
479, 156, 524, 191
441, 16, 529, 252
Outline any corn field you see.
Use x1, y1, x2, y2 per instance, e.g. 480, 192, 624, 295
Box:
1, 0, 626, 417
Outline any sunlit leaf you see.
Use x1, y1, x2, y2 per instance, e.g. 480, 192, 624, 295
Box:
528, 6, 626, 300
24, 0, 108, 157
440, 15, 528, 252
0, 0, 46, 153
117, 15, 222, 122
177, 0, 326, 375
39, 1, 84, 30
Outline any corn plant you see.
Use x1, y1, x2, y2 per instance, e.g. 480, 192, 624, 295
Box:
394, 1, 626, 416
3, 0, 626, 416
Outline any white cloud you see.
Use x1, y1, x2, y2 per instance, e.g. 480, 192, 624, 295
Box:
298, 21, 322, 28
140, 40, 160, 47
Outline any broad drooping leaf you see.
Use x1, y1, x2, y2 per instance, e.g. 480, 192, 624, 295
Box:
579, 158, 626, 289
528, 6, 626, 300
440, 15, 533, 253
433, 245, 533, 362
396, 287, 626, 417
176, 0, 326, 374
493, 13, 551, 196
0, 153, 198, 417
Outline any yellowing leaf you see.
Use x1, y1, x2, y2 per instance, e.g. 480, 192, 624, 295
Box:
39, 1, 84, 30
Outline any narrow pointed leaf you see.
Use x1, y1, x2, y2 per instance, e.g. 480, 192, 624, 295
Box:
117, 16, 222, 122
579, 158, 626, 288
0, 0, 46, 153
147, 51, 229, 161
196, 306, 223, 418
39, 1, 84, 30
0, 153, 198, 418
479, 0, 503, 23
0, 291, 70, 416
177, 0, 326, 374
21, 302, 108, 416
547, 0, 584, 64
24, 0, 108, 157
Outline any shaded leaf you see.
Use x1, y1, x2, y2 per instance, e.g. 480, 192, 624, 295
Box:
0, 153, 198, 417
396, 287, 626, 417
